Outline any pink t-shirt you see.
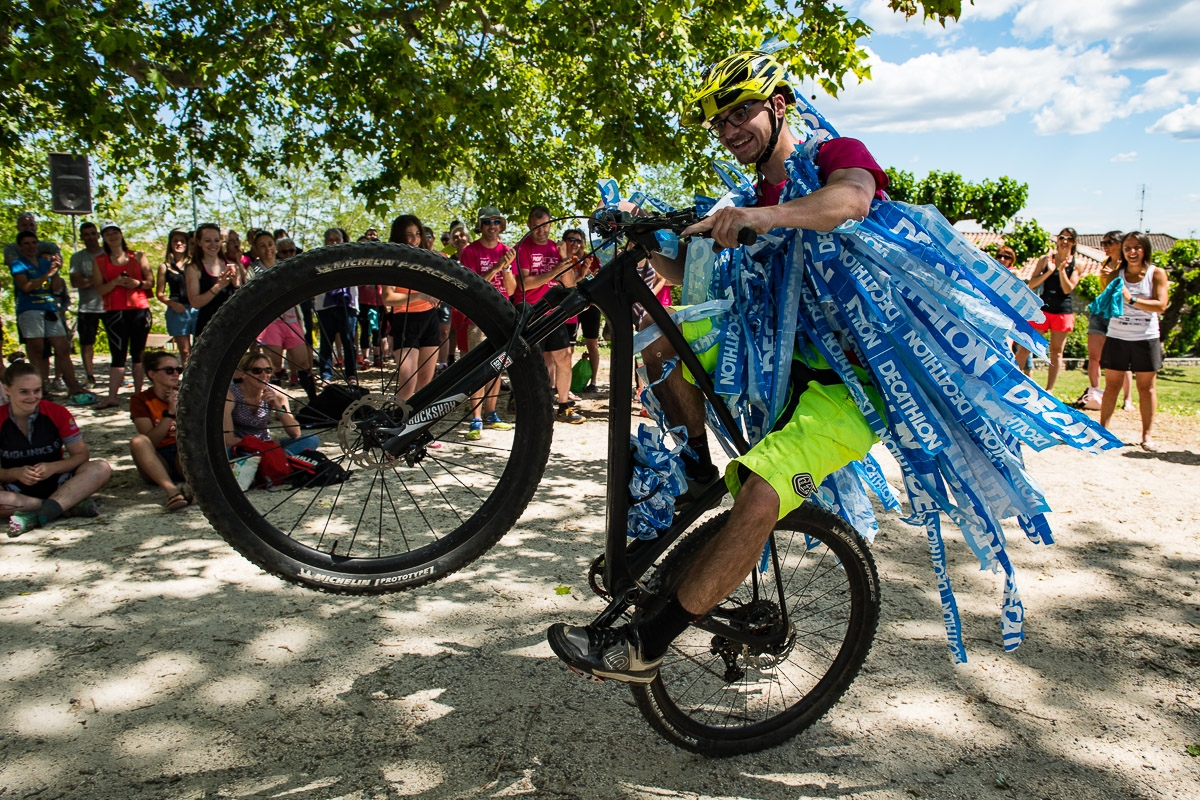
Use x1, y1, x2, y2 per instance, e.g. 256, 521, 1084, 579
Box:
357, 285, 382, 305
459, 241, 512, 297
511, 240, 562, 305
757, 137, 889, 207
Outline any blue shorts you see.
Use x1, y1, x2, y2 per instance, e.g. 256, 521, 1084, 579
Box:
166, 307, 199, 337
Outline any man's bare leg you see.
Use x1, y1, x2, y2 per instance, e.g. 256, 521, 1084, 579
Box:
641, 335, 707, 440
675, 474, 780, 614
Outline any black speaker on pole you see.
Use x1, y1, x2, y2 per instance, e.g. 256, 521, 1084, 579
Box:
48, 153, 93, 216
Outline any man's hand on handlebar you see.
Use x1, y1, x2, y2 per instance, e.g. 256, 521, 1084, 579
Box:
682, 206, 768, 250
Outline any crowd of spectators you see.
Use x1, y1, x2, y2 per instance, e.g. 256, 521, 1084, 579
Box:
998, 226, 1166, 449
0, 203, 649, 530
0, 206, 1173, 534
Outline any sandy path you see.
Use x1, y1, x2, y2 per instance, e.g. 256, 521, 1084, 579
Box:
0, 393, 1197, 799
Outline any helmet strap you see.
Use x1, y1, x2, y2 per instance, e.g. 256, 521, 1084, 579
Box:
755, 100, 784, 202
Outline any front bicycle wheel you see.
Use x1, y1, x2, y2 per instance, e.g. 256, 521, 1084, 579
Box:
632, 504, 880, 755
177, 242, 553, 594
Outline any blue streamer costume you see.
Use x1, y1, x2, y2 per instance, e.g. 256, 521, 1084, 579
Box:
615, 91, 1122, 664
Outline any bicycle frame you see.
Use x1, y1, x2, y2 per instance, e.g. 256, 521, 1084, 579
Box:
387, 239, 782, 643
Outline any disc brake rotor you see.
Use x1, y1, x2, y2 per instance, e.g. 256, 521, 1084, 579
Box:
337, 393, 408, 469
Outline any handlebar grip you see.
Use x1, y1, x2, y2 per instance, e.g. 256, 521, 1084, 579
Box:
711, 227, 760, 253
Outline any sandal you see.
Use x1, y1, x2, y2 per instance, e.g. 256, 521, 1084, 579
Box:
165, 492, 189, 512
1140, 440, 1159, 452
95, 398, 121, 409
180, 483, 195, 505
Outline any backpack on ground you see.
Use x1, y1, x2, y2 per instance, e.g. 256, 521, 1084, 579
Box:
285, 449, 350, 488
231, 436, 291, 489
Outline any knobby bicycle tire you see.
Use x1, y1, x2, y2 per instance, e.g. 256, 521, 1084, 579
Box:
632, 504, 880, 755
177, 242, 553, 594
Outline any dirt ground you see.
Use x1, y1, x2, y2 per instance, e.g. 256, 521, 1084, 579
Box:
1, 387, 1197, 800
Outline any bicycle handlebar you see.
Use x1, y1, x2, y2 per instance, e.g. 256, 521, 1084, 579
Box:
590, 208, 756, 252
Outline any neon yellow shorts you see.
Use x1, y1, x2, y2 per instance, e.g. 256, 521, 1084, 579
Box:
727, 378, 880, 520
673, 310, 880, 520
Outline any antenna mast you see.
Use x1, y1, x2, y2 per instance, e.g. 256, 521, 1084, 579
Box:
1138, 184, 1146, 230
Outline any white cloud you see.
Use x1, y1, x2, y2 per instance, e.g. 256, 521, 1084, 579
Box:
1147, 102, 1200, 139
1110, 151, 1138, 162
1127, 66, 1200, 113
818, 45, 1129, 135
1010, 0, 1193, 52
814, 2, 1200, 141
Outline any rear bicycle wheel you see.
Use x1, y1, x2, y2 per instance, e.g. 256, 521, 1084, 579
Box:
177, 242, 553, 594
632, 504, 880, 755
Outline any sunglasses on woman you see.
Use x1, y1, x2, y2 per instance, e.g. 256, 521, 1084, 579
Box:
245, 367, 273, 375
154, 366, 182, 375
563, 237, 583, 244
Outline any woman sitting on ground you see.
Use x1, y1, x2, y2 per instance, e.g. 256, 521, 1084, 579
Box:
128, 351, 192, 512
0, 359, 113, 536
223, 351, 319, 455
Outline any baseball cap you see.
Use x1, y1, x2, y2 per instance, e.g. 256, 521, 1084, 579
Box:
100, 220, 120, 233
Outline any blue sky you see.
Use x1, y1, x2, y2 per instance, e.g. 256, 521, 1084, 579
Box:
812, 0, 1200, 237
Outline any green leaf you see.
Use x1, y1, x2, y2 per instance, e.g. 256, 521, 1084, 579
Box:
554, 585, 572, 596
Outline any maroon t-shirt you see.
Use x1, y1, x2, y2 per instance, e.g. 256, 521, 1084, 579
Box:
757, 137, 889, 207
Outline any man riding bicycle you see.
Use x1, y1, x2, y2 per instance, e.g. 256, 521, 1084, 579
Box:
548, 51, 894, 683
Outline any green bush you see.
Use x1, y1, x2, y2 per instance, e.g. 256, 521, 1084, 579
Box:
1075, 274, 1102, 304
1063, 312, 1089, 362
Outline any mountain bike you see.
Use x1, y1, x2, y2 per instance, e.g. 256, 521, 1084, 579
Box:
176, 210, 880, 755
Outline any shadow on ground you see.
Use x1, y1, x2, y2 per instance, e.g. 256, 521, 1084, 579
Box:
0, 437, 1197, 800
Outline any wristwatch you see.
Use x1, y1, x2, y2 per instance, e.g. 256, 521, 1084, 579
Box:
162, 411, 176, 418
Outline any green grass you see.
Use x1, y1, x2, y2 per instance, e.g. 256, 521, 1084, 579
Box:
1040, 365, 1200, 415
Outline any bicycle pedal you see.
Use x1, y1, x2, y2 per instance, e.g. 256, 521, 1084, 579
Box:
564, 664, 606, 684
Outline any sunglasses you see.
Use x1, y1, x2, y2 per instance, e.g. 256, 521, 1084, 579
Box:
1100, 239, 1117, 246
563, 237, 583, 244
245, 367, 273, 375
997, 254, 1014, 262
1057, 235, 1075, 242
481, 219, 504, 226
154, 366, 182, 375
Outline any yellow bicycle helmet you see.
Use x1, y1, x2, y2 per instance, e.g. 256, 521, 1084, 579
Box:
685, 51, 795, 126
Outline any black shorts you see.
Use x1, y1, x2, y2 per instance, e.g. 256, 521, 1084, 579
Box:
390, 309, 440, 349
578, 305, 601, 340
4, 471, 72, 501
103, 308, 151, 368
541, 323, 573, 353
1100, 337, 1162, 373
77, 312, 104, 348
